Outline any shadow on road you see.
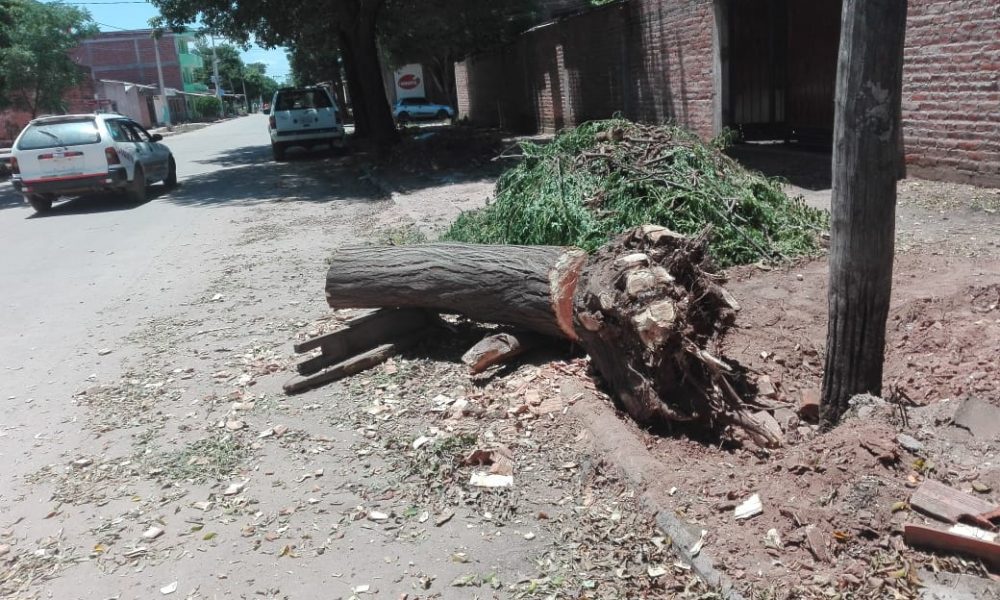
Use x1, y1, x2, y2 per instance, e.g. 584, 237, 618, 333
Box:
0, 182, 25, 211
16, 189, 159, 218
197, 144, 345, 168
163, 153, 379, 209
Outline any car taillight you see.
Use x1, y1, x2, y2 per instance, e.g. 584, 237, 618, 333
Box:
105, 147, 120, 165
268, 116, 276, 129
8, 156, 18, 175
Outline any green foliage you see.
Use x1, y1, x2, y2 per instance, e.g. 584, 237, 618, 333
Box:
0, 0, 98, 115
444, 119, 829, 267
192, 95, 222, 119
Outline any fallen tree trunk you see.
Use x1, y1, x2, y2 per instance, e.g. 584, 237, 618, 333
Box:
325, 244, 586, 340
324, 226, 778, 445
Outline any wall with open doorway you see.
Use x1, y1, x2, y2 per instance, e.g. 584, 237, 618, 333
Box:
456, 0, 999, 186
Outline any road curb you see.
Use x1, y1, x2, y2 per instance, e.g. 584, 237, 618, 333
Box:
571, 391, 747, 600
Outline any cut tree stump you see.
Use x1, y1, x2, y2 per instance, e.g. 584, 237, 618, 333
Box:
320, 226, 778, 446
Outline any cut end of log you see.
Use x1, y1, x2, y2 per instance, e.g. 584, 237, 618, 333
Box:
549, 249, 588, 342
573, 225, 762, 444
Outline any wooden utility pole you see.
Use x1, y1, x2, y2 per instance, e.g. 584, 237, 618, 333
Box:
821, 0, 908, 425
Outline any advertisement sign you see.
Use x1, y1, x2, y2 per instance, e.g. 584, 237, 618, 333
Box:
394, 64, 425, 99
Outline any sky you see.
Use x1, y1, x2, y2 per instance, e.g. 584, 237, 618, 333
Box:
45, 0, 292, 81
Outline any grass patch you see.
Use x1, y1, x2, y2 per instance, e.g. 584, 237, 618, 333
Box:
444, 119, 827, 267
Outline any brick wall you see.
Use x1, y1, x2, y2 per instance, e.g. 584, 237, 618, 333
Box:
457, 0, 1000, 186
74, 32, 186, 90
903, 0, 1000, 185
456, 0, 717, 137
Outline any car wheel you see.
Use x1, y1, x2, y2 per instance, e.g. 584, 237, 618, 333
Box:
126, 165, 147, 203
436, 109, 448, 120
25, 194, 52, 213
272, 142, 285, 161
164, 156, 178, 188
397, 111, 410, 124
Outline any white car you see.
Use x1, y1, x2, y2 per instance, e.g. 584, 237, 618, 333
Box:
268, 87, 345, 161
10, 113, 176, 213
392, 97, 455, 123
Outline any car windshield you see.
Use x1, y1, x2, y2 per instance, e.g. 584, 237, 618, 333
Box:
275, 90, 332, 111
402, 98, 428, 105
17, 119, 101, 150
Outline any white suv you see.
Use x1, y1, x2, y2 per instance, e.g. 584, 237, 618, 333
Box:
268, 87, 344, 160
10, 114, 176, 213
392, 97, 455, 123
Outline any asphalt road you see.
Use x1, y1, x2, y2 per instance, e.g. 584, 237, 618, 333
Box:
0, 115, 279, 482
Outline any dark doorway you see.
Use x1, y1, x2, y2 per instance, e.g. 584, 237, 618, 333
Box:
726, 0, 841, 147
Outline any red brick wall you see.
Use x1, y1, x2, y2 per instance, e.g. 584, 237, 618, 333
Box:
457, 0, 1000, 186
903, 0, 1000, 186
74, 33, 185, 90
456, 0, 717, 136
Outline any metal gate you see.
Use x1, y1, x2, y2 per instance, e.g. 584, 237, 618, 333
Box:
727, 0, 840, 146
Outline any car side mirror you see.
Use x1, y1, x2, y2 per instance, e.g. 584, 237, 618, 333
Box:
150, 134, 163, 142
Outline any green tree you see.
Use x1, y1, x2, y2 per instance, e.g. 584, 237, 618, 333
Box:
242, 62, 280, 107
0, 0, 98, 117
151, 0, 399, 146
192, 39, 243, 93
379, 0, 536, 105
0, 0, 14, 107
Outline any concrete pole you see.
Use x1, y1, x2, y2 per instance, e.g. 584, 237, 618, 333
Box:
210, 34, 222, 100
153, 34, 172, 129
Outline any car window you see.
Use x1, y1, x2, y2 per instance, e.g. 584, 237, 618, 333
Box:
17, 119, 101, 150
125, 122, 151, 142
275, 90, 333, 111
106, 120, 131, 142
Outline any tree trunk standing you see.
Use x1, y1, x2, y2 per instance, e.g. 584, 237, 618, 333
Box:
338, 0, 398, 147
820, 0, 908, 426
338, 31, 370, 137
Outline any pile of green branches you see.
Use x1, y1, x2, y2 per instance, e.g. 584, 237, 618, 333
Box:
444, 119, 828, 267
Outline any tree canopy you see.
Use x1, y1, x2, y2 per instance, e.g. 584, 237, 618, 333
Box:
0, 0, 98, 116
149, 0, 541, 145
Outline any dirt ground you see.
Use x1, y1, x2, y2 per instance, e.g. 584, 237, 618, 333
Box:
368, 140, 1000, 599
2, 126, 999, 600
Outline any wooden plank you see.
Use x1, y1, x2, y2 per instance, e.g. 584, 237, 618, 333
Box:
903, 524, 1000, 569
293, 307, 429, 359
284, 330, 426, 395
910, 479, 996, 524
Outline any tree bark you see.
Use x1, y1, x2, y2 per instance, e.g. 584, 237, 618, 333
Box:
821, 0, 907, 426
338, 31, 369, 137
325, 228, 780, 446
338, 0, 398, 147
325, 244, 587, 340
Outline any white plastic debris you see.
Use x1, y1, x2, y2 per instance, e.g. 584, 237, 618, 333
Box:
469, 472, 513, 488
734, 494, 763, 520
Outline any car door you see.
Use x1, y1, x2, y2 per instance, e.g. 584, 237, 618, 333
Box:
105, 119, 141, 180
415, 98, 432, 118
125, 122, 167, 181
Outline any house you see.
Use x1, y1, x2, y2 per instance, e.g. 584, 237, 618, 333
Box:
71, 29, 207, 127
456, 0, 1000, 186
